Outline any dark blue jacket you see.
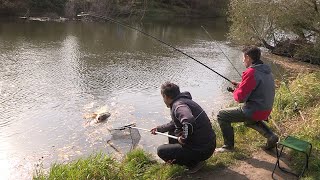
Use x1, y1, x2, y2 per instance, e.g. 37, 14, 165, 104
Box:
157, 92, 216, 152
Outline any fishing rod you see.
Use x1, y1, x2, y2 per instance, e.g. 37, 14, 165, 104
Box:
201, 25, 242, 77
132, 126, 178, 140
113, 123, 178, 140
77, 12, 233, 84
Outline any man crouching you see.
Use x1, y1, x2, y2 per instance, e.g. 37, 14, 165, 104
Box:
151, 82, 216, 174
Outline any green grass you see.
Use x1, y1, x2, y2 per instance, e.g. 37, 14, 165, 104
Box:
206, 122, 257, 167
34, 72, 320, 180
34, 153, 121, 180
33, 149, 185, 180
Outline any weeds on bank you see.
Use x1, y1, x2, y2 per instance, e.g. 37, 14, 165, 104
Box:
272, 72, 320, 123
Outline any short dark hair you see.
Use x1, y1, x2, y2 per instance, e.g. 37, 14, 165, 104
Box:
161, 82, 180, 99
242, 46, 261, 62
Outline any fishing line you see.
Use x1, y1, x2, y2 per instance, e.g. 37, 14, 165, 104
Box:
77, 12, 233, 84
201, 25, 242, 77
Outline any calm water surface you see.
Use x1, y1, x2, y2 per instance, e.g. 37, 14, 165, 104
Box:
0, 18, 282, 179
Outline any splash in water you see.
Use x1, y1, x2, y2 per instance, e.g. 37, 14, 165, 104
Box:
83, 105, 111, 126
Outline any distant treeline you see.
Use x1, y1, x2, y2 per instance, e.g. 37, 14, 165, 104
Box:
0, 0, 228, 18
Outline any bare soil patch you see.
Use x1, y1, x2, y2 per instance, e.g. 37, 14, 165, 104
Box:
176, 150, 297, 180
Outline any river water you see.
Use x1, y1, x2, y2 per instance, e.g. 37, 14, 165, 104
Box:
0, 18, 283, 179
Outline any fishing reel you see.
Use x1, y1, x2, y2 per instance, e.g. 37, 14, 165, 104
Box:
227, 87, 235, 93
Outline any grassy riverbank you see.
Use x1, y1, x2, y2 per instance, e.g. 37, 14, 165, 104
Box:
272, 72, 320, 179
34, 72, 320, 179
34, 149, 185, 180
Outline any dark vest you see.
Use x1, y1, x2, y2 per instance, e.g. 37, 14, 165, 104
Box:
170, 92, 216, 151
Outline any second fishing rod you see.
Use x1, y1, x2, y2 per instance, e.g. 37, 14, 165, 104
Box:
78, 12, 233, 84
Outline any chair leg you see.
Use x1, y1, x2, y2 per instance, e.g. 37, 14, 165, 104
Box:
272, 144, 283, 179
307, 144, 312, 168
299, 153, 309, 178
298, 144, 312, 178
272, 138, 312, 179
276, 146, 302, 177
277, 146, 289, 173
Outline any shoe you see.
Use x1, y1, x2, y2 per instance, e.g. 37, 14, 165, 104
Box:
264, 135, 279, 150
215, 145, 234, 153
187, 161, 205, 174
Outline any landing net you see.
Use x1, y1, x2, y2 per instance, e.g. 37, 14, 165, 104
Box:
107, 124, 141, 154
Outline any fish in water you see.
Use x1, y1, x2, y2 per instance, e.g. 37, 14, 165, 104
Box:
84, 112, 111, 125
96, 112, 111, 122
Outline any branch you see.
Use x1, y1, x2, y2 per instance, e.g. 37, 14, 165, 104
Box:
261, 39, 275, 50
250, 24, 274, 50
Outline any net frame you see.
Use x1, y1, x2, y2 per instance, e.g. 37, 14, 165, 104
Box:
109, 123, 141, 152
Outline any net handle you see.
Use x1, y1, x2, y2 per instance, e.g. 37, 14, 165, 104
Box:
130, 126, 178, 140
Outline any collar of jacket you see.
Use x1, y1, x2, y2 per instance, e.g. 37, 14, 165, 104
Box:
252, 59, 264, 65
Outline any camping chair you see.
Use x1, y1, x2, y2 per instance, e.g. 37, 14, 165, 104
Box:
272, 136, 312, 178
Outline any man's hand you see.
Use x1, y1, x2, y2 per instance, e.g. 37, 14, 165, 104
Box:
178, 136, 185, 145
231, 81, 239, 87
150, 127, 157, 135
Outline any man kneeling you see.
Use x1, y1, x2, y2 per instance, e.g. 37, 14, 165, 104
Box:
151, 82, 216, 173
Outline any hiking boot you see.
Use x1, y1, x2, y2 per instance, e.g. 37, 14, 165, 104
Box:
215, 145, 234, 153
187, 161, 206, 174
264, 135, 279, 150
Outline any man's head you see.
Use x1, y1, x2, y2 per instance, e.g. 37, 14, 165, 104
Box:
160, 82, 180, 108
242, 46, 261, 68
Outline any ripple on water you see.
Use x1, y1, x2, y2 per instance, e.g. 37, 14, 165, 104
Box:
0, 120, 11, 128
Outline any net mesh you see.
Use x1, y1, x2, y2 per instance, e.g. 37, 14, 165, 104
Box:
107, 127, 141, 154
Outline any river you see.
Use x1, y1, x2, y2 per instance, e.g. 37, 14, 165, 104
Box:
0, 18, 283, 179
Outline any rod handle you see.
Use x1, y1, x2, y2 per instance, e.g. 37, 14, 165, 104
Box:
131, 127, 178, 140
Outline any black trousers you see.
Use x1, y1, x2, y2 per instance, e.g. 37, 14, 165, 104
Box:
157, 130, 215, 167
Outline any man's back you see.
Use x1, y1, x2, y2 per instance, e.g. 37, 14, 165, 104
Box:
171, 92, 216, 151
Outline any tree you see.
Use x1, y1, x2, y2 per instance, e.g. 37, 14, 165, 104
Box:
29, 0, 67, 15
0, 0, 28, 15
228, 0, 320, 64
